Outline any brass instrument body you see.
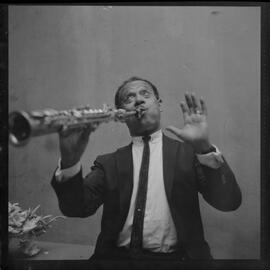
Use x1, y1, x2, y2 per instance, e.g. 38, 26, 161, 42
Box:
9, 105, 137, 147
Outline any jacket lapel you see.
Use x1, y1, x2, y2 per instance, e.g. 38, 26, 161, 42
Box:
116, 143, 133, 230
162, 134, 179, 202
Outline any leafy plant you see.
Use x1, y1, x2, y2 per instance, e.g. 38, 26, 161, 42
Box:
9, 202, 65, 238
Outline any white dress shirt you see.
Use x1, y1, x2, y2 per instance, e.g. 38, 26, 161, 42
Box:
55, 129, 224, 252
117, 129, 177, 252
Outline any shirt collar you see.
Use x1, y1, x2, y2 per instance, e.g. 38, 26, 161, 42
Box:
132, 129, 162, 145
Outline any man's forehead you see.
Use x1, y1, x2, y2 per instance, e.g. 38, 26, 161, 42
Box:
122, 80, 153, 95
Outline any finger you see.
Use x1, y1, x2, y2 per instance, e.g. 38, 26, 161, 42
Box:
191, 93, 200, 112
80, 125, 93, 140
165, 125, 184, 140
180, 101, 190, 117
59, 128, 72, 138
59, 126, 83, 138
200, 97, 207, 115
90, 121, 100, 131
85, 121, 101, 134
185, 92, 195, 113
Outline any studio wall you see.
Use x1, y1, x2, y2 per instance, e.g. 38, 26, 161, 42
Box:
9, 5, 260, 259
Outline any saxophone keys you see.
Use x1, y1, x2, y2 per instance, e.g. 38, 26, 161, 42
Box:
73, 110, 81, 117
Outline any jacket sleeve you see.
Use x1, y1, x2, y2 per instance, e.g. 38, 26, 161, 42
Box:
195, 155, 242, 211
51, 157, 105, 217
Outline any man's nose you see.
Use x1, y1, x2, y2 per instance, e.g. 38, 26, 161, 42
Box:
134, 94, 145, 106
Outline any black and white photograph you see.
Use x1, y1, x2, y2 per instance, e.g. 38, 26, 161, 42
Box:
4, 3, 266, 270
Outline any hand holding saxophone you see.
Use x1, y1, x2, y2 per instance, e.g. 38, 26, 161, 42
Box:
59, 122, 100, 169
58, 108, 139, 169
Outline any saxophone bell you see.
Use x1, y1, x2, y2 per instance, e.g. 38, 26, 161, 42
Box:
9, 111, 32, 146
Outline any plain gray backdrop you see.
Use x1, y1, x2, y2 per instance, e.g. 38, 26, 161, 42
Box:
9, 5, 260, 259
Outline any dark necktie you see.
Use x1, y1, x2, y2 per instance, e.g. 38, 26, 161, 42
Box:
130, 135, 151, 256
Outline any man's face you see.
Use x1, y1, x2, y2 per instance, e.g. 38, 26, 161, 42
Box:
119, 80, 161, 136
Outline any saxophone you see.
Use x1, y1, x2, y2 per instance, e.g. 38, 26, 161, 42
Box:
9, 104, 142, 147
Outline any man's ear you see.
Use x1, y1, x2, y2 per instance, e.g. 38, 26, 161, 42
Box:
158, 98, 163, 111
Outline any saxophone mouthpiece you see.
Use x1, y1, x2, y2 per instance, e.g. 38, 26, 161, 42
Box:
135, 108, 144, 119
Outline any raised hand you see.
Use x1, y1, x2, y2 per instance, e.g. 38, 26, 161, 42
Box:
166, 93, 212, 154
59, 122, 100, 169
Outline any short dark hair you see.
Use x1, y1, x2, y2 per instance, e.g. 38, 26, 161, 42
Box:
114, 76, 160, 109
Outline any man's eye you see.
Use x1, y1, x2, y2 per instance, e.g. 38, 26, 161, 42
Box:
123, 96, 134, 103
141, 90, 151, 97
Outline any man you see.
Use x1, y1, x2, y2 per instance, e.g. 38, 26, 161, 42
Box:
51, 77, 242, 261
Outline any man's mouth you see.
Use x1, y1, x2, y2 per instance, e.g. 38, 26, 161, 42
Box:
135, 107, 147, 119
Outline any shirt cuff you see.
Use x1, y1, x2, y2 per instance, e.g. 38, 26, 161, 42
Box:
55, 159, 82, 182
196, 145, 224, 169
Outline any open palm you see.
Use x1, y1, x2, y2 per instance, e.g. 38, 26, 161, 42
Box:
166, 93, 211, 153
178, 112, 209, 143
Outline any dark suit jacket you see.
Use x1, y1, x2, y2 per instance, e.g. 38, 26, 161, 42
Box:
51, 134, 242, 259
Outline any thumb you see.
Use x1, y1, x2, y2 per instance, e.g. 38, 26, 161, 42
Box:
80, 125, 93, 140
165, 126, 184, 140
